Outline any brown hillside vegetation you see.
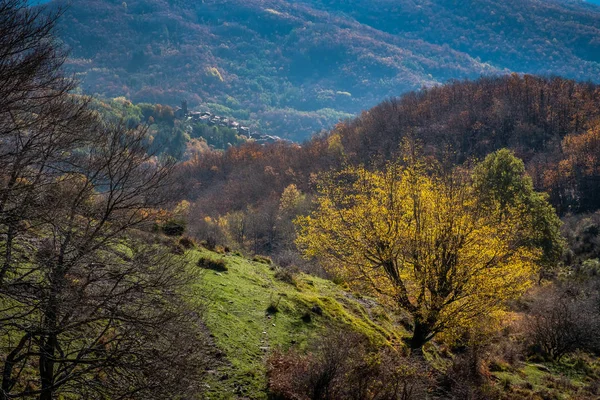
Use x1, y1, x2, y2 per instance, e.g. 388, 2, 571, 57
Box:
179, 75, 600, 221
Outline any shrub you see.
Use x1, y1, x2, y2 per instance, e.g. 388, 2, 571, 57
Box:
266, 295, 281, 315
586, 381, 600, 396
170, 244, 185, 255
179, 236, 195, 249
438, 346, 498, 398
253, 255, 272, 265
205, 236, 217, 251
488, 360, 510, 372
274, 267, 297, 285
187, 214, 228, 251
561, 212, 600, 265
162, 220, 186, 236
273, 250, 304, 269
523, 283, 600, 361
196, 256, 228, 272
267, 329, 431, 400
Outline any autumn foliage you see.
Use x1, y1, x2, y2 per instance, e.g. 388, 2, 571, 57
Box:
296, 150, 560, 348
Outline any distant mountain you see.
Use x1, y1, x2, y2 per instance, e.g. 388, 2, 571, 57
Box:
46, 0, 600, 140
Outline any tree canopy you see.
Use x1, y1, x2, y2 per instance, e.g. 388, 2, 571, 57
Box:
296, 151, 560, 348
472, 149, 564, 273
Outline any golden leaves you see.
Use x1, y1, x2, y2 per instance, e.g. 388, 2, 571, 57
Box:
296, 160, 541, 344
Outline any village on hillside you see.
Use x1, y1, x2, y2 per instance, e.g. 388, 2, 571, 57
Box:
175, 101, 292, 145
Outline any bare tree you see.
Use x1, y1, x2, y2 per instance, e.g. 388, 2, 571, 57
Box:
0, 2, 211, 398
1, 123, 210, 399
524, 282, 600, 361
0, 0, 96, 285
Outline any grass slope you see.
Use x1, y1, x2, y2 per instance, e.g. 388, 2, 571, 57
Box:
187, 248, 403, 399
179, 246, 600, 399
491, 356, 600, 399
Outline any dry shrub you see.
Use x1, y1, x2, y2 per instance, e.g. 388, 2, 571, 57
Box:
522, 282, 600, 361
439, 352, 506, 400
274, 266, 299, 285
484, 321, 525, 373
267, 329, 431, 400
197, 256, 228, 272
253, 255, 273, 264
161, 219, 186, 236
205, 236, 217, 251
436, 324, 518, 400
273, 250, 303, 269
179, 235, 196, 249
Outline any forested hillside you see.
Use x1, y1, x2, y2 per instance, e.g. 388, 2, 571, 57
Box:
4, 1, 600, 399
44, 0, 600, 140
171, 76, 600, 399
179, 75, 600, 233
171, 75, 600, 399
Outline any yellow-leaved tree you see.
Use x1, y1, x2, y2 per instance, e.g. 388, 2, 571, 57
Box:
296, 153, 548, 348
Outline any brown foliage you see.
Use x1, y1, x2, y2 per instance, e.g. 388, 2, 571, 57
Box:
267, 330, 431, 400
179, 76, 600, 257
522, 282, 600, 361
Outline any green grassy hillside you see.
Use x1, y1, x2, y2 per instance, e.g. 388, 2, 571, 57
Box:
182, 246, 600, 400
186, 248, 403, 399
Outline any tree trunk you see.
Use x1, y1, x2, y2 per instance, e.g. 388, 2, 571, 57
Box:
39, 329, 56, 400
0, 222, 16, 283
2, 333, 32, 399
39, 290, 58, 400
409, 319, 433, 349
1, 365, 11, 400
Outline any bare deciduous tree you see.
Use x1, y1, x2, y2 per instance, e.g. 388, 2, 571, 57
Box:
524, 282, 600, 361
0, 0, 96, 286
0, 2, 211, 399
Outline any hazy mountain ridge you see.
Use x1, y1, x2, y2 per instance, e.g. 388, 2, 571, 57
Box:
47, 0, 600, 140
